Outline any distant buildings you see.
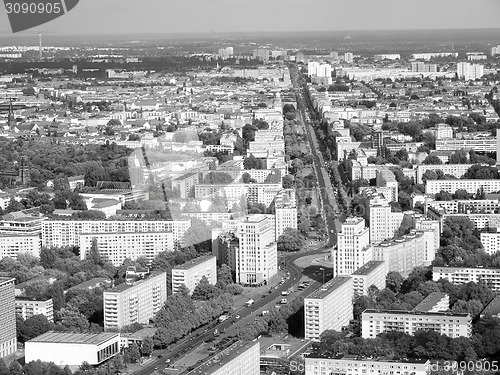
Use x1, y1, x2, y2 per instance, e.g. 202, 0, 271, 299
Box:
411, 52, 458, 60
103, 270, 167, 330
361, 309, 471, 339
374, 54, 400, 61
411, 62, 438, 73
217, 47, 234, 60
491, 45, 500, 56
344, 52, 354, 63
480, 229, 500, 255
172, 255, 217, 294
304, 277, 353, 340
25, 331, 120, 366
305, 356, 431, 375
425, 179, 500, 195
0, 277, 16, 359
333, 217, 372, 277
456, 62, 484, 80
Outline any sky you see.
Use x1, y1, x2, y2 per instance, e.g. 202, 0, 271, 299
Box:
0, 0, 499, 36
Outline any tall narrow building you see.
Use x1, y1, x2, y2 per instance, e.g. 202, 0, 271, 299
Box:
236, 215, 277, 286
333, 217, 372, 277
0, 277, 16, 358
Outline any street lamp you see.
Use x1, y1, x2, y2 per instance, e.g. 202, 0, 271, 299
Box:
319, 267, 325, 284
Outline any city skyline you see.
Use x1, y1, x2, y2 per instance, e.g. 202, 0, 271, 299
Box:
0, 0, 499, 36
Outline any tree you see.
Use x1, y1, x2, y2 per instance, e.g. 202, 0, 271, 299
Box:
59, 305, 90, 332
191, 276, 220, 300
141, 336, 154, 357
9, 361, 23, 375
112, 354, 126, 372
0, 359, 8, 375
125, 343, 141, 364
87, 238, 102, 266
277, 228, 305, 252
449, 149, 468, 164
423, 155, 442, 165
18, 314, 53, 342
217, 264, 233, 287
453, 189, 470, 200
243, 154, 262, 170
386, 271, 403, 293
435, 190, 453, 201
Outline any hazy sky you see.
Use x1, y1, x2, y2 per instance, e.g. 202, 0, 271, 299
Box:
1, 0, 499, 36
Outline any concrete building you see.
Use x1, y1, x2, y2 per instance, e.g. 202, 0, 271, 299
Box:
367, 195, 404, 245
361, 309, 471, 339
457, 62, 484, 80
333, 217, 372, 277
0, 234, 41, 259
194, 183, 282, 207
79, 232, 174, 266
374, 54, 400, 60
42, 219, 190, 249
375, 167, 398, 203
432, 266, 500, 292
480, 229, 500, 255
412, 215, 440, 263
344, 52, 354, 63
435, 137, 495, 152
304, 277, 353, 341
274, 189, 298, 239
480, 295, 500, 318
351, 261, 388, 296
236, 215, 277, 286
305, 355, 431, 375
15, 297, 54, 322
103, 271, 167, 330
415, 164, 472, 184
171, 255, 217, 294
372, 231, 430, 277
172, 171, 199, 199
25, 331, 120, 366
187, 341, 259, 375
412, 292, 449, 313
0, 277, 16, 359
426, 179, 500, 195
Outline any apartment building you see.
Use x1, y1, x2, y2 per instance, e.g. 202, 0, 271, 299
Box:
0, 234, 41, 259
412, 292, 449, 313
194, 183, 282, 207
361, 309, 471, 339
432, 266, 500, 292
187, 341, 259, 375
172, 171, 199, 199
172, 255, 217, 294
79, 232, 174, 266
236, 215, 277, 286
351, 261, 388, 296
333, 217, 372, 277
412, 215, 440, 262
367, 195, 404, 245
42, 219, 190, 249
480, 230, 500, 255
372, 231, 430, 277
457, 62, 484, 80
425, 179, 500, 195
435, 137, 495, 152
25, 331, 120, 366
15, 297, 54, 322
201, 169, 281, 184
375, 167, 398, 202
305, 355, 431, 375
274, 189, 297, 239
103, 271, 167, 330
0, 278, 16, 359
415, 164, 472, 184
304, 277, 353, 340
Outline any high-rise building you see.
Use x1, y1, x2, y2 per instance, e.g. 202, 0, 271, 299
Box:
333, 218, 372, 277
411, 62, 437, 73
368, 196, 404, 245
171, 255, 217, 294
103, 270, 167, 331
375, 167, 398, 202
457, 62, 484, 80
274, 189, 297, 239
304, 277, 353, 340
344, 52, 354, 63
236, 215, 277, 286
330, 51, 339, 61
350, 261, 387, 296
0, 277, 16, 358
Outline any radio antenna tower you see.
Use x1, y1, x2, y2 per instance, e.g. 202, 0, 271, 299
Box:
39, 33, 43, 61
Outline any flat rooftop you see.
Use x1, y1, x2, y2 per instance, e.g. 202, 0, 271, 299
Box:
306, 277, 352, 300
172, 255, 216, 271
28, 331, 119, 345
188, 341, 259, 375
306, 354, 428, 364
362, 309, 469, 318
105, 272, 165, 293
352, 261, 385, 276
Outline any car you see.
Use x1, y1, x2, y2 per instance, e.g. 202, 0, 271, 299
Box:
165, 359, 171, 364
235, 315, 240, 319
154, 367, 159, 371
157, 354, 163, 358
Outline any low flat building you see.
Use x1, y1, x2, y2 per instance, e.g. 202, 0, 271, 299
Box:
361, 309, 471, 339
304, 277, 353, 341
15, 297, 54, 322
412, 292, 449, 313
25, 331, 120, 366
171, 255, 217, 294
305, 355, 431, 375
350, 261, 387, 296
187, 341, 259, 375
